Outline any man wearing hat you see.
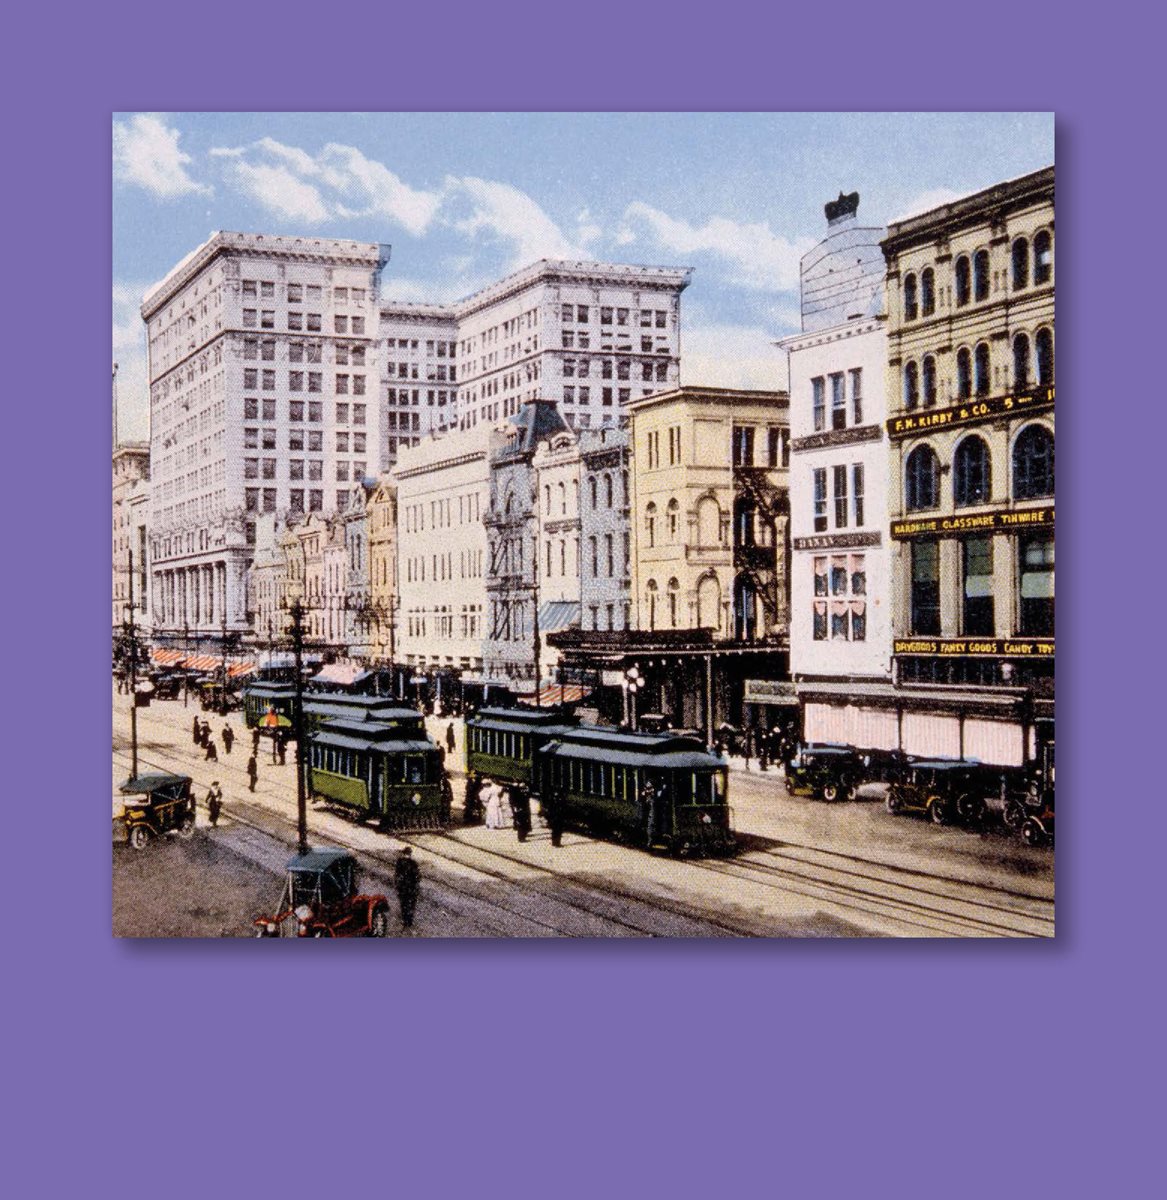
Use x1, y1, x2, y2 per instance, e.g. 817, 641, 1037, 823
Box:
206, 782, 223, 829
393, 847, 420, 931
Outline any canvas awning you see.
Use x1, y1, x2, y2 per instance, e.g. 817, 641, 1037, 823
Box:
536, 683, 592, 706
312, 662, 371, 687
537, 600, 581, 634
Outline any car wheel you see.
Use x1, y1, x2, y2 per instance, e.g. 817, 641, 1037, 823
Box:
822, 783, 839, 802
370, 906, 390, 938
784, 777, 796, 796
886, 787, 904, 815
930, 796, 951, 826
178, 816, 196, 839
128, 825, 150, 850
1003, 800, 1027, 831
1021, 818, 1044, 847
957, 794, 985, 826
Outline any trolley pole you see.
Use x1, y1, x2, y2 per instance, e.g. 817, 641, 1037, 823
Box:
126, 550, 139, 779
289, 598, 309, 857
531, 534, 541, 708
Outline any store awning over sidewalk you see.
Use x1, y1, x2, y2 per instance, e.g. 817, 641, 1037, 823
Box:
311, 662, 371, 687
536, 682, 592, 706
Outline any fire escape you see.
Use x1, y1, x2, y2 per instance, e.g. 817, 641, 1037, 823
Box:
732, 467, 790, 637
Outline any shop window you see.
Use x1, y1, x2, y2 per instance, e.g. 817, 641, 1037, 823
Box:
962, 536, 995, 636
1019, 535, 1055, 635
911, 540, 941, 636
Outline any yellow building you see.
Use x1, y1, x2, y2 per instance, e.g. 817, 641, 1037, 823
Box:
627, 386, 790, 640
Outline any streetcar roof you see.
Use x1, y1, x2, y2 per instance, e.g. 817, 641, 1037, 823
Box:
312, 732, 436, 754
539, 741, 721, 770
907, 758, 985, 771
471, 707, 573, 728
563, 725, 708, 754
800, 744, 858, 757
312, 715, 427, 739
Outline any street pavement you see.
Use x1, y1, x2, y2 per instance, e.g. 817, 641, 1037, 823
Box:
113, 688, 1054, 938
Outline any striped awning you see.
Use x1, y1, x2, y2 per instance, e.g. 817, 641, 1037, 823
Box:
312, 662, 370, 686
184, 654, 219, 672
536, 683, 592, 706
227, 662, 256, 679
152, 648, 186, 666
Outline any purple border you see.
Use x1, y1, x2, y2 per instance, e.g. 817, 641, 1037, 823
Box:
9, 6, 1156, 1197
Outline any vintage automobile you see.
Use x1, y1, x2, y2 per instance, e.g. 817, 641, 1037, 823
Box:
884, 760, 998, 826
115, 773, 197, 849
784, 743, 864, 802
254, 849, 391, 938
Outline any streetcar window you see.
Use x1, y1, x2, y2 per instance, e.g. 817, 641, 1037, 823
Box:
406, 757, 423, 784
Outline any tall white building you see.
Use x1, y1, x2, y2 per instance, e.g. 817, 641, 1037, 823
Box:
777, 192, 892, 689
141, 232, 390, 645
380, 259, 692, 439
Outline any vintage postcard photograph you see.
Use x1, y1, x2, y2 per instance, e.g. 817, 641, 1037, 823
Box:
112, 111, 1054, 938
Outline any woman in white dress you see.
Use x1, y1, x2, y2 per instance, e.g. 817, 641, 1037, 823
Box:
483, 780, 504, 829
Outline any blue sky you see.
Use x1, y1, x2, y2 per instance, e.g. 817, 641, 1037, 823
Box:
113, 111, 1053, 441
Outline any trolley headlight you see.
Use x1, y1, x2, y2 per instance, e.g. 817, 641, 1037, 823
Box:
294, 904, 313, 922
264, 922, 276, 934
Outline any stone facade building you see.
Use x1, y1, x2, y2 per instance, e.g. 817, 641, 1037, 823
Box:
142, 232, 389, 650
113, 443, 151, 634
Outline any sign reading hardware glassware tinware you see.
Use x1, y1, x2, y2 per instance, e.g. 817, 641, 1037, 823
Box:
890, 505, 1053, 540
886, 385, 1054, 439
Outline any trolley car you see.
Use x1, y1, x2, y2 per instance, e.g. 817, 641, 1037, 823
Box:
534, 727, 735, 856
241, 680, 297, 731
306, 716, 451, 831
464, 707, 575, 816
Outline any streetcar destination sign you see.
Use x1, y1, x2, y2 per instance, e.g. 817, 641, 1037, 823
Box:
886, 385, 1054, 439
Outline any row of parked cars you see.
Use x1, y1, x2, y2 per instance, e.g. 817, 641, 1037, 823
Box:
783, 743, 1055, 846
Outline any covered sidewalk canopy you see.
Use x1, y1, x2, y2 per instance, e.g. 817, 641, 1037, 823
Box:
536, 682, 592, 707
311, 662, 371, 687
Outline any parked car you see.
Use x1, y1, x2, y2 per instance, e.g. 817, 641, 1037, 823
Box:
885, 760, 996, 827
115, 774, 197, 849
254, 849, 391, 937
784, 744, 864, 802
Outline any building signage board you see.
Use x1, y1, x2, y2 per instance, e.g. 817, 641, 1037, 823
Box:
890, 505, 1054, 540
886, 385, 1054, 440
743, 679, 798, 703
894, 638, 1054, 657
793, 531, 882, 551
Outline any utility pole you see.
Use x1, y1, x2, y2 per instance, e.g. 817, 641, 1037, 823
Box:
531, 533, 540, 708
126, 549, 139, 778
219, 603, 228, 714
289, 598, 309, 857
182, 619, 190, 707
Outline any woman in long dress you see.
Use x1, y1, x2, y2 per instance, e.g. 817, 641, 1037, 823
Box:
483, 780, 504, 829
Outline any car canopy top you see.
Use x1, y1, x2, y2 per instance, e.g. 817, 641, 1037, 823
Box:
118, 774, 192, 801
284, 848, 357, 907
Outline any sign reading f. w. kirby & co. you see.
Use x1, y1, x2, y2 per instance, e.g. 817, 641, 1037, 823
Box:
886, 385, 1054, 439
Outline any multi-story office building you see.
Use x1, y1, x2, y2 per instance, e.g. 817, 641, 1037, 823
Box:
778, 192, 891, 698
141, 232, 390, 648
393, 423, 489, 687
380, 259, 691, 437
366, 476, 399, 672
112, 443, 151, 635
573, 426, 632, 634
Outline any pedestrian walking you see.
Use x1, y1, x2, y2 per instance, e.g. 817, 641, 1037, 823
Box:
546, 790, 565, 848
252, 727, 261, 753
221, 723, 234, 755
206, 781, 223, 828
446, 722, 456, 755
511, 790, 531, 844
641, 779, 659, 848
277, 732, 287, 766
247, 752, 258, 793
759, 732, 769, 773
205, 737, 218, 762
483, 779, 505, 829
192, 715, 202, 746
394, 847, 420, 931
200, 720, 212, 749
271, 730, 280, 764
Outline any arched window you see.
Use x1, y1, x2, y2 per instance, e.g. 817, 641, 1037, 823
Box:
646, 579, 658, 631
973, 249, 990, 301
666, 497, 679, 541
904, 361, 920, 410
667, 578, 679, 628
903, 273, 918, 321
1012, 238, 1029, 290
954, 436, 991, 507
1035, 328, 1054, 385
645, 502, 657, 548
697, 495, 721, 546
543, 484, 551, 515
1034, 230, 1053, 285
1013, 333, 1031, 390
1013, 425, 1055, 500
733, 574, 758, 641
975, 343, 991, 397
589, 535, 598, 577
921, 267, 935, 316
905, 445, 940, 511
956, 347, 972, 399
922, 355, 937, 407
558, 481, 566, 514
955, 256, 971, 306
588, 475, 597, 508
697, 573, 721, 630
604, 473, 613, 508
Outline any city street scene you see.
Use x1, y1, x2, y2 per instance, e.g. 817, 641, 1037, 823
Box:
113, 112, 1054, 937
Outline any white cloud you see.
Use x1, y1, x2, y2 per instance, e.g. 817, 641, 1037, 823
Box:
113, 114, 208, 198
446, 176, 586, 267
681, 322, 788, 392
620, 201, 812, 291
210, 137, 442, 235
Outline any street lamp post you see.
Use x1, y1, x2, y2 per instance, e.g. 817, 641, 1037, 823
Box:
125, 549, 140, 778
287, 597, 309, 857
